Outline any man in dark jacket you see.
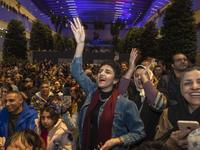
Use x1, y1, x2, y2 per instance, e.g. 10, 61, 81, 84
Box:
0, 91, 38, 147
21, 78, 39, 105
157, 53, 188, 104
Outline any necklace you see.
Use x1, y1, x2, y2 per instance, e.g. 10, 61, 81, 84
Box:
99, 94, 111, 102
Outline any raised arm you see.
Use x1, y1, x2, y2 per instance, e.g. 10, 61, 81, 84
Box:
140, 61, 168, 110
70, 18, 85, 57
124, 48, 140, 79
70, 18, 97, 95
118, 48, 140, 95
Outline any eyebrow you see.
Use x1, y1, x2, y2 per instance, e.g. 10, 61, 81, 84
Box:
183, 78, 200, 81
99, 68, 112, 72
105, 69, 112, 72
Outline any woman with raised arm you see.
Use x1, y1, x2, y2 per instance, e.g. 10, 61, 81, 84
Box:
118, 50, 169, 141
70, 18, 145, 150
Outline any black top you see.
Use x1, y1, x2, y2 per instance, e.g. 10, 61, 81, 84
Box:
90, 90, 112, 149
127, 84, 169, 141
8, 112, 21, 139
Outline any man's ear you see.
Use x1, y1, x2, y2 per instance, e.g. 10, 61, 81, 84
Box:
19, 97, 23, 104
171, 64, 174, 69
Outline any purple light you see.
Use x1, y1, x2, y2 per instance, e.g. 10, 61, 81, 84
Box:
134, 0, 171, 27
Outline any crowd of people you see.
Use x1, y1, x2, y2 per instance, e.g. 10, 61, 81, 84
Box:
0, 17, 199, 150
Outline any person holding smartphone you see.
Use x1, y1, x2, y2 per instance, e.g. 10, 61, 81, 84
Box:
155, 66, 200, 150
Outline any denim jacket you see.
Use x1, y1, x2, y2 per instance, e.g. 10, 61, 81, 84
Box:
70, 57, 145, 150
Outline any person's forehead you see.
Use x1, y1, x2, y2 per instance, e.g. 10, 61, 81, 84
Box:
41, 111, 51, 116
135, 68, 145, 73
100, 65, 114, 70
41, 84, 49, 87
6, 93, 17, 99
183, 70, 200, 79
174, 54, 187, 59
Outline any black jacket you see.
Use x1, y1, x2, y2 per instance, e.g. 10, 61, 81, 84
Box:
157, 72, 181, 105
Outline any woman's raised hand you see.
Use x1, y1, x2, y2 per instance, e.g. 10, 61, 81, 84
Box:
123, 48, 140, 80
70, 18, 85, 44
140, 58, 156, 83
129, 48, 140, 71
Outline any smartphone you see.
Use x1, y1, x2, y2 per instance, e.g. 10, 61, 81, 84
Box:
63, 87, 71, 100
178, 120, 199, 131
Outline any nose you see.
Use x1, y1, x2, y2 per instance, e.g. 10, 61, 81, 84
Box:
44, 117, 48, 123
192, 82, 200, 90
100, 71, 105, 76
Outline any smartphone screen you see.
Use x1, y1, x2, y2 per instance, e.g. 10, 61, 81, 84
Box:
63, 87, 71, 100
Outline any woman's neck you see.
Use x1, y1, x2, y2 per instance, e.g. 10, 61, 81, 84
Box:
100, 89, 113, 99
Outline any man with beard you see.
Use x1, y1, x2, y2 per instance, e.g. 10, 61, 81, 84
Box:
0, 91, 38, 148
157, 53, 189, 105
30, 81, 54, 112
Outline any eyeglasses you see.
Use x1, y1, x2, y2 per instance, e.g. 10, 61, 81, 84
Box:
2, 91, 7, 93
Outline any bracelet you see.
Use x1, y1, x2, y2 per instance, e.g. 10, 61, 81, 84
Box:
119, 136, 124, 145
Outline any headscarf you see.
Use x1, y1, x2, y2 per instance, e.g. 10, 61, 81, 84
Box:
134, 65, 154, 102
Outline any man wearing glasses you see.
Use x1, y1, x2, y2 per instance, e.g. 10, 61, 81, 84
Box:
157, 53, 189, 105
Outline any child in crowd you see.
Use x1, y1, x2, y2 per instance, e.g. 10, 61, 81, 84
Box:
34, 105, 75, 150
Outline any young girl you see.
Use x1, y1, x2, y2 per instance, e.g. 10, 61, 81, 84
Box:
35, 105, 75, 150
70, 18, 145, 150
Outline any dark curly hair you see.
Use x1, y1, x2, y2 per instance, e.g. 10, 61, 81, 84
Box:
40, 105, 60, 129
99, 60, 123, 80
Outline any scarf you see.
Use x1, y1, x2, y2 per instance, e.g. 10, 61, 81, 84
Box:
81, 88, 119, 150
134, 65, 156, 101
41, 128, 48, 149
